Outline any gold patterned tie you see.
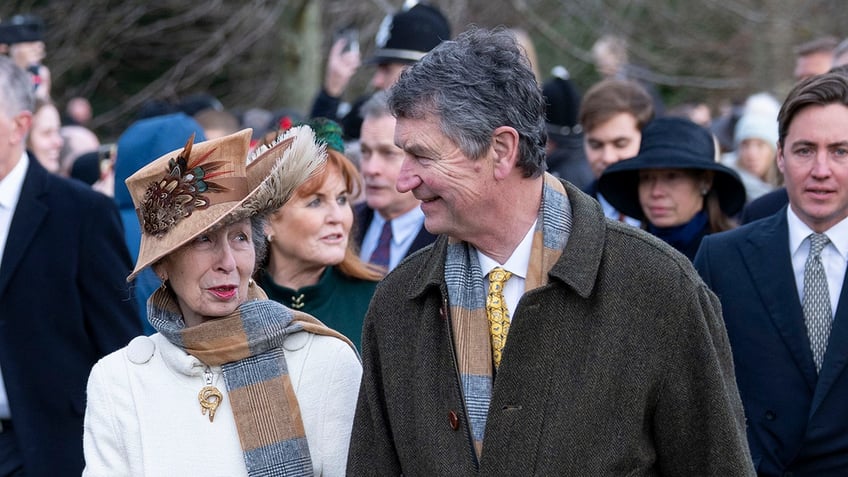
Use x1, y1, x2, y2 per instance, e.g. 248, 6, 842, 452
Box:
487, 267, 512, 368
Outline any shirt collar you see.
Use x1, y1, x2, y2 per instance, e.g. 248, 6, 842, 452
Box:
372, 205, 425, 245
787, 206, 848, 260
476, 219, 536, 280
0, 152, 29, 211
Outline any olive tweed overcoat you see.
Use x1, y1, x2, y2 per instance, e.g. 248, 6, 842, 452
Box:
348, 182, 755, 476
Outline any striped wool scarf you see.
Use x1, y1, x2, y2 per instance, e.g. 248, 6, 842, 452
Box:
445, 173, 572, 459
148, 282, 353, 476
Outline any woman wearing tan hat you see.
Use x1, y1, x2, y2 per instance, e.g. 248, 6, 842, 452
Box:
598, 117, 746, 260
82, 127, 361, 476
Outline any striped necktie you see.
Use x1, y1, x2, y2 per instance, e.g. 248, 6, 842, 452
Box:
369, 220, 392, 269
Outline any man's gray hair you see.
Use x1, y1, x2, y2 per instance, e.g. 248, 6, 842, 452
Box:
0, 56, 35, 118
388, 27, 547, 178
835, 37, 848, 61
360, 90, 392, 120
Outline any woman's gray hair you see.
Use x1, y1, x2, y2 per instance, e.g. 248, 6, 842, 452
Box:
388, 27, 547, 178
250, 214, 269, 273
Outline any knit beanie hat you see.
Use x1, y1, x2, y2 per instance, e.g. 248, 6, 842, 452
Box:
734, 112, 778, 149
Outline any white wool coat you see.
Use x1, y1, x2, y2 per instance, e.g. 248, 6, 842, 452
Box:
83, 331, 361, 476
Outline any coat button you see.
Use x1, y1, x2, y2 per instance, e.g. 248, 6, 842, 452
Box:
448, 410, 459, 430
126, 336, 155, 364
765, 410, 776, 421
439, 307, 446, 320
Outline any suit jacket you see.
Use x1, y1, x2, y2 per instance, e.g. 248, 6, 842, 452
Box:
349, 182, 754, 476
352, 202, 436, 263
0, 157, 141, 476
740, 187, 788, 224
695, 207, 848, 476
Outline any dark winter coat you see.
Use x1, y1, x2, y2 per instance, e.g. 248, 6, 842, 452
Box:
348, 181, 754, 476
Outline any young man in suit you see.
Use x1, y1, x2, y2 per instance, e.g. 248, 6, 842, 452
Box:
0, 57, 139, 476
696, 71, 848, 475
355, 91, 435, 272
578, 78, 654, 226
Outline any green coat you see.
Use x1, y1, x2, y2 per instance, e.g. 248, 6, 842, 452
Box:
348, 182, 754, 476
258, 266, 377, 351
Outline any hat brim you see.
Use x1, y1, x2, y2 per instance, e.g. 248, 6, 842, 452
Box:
545, 123, 583, 144
365, 48, 423, 65
597, 154, 747, 222
127, 129, 253, 281
0, 24, 43, 44
128, 127, 326, 281
131, 202, 244, 281
223, 126, 326, 225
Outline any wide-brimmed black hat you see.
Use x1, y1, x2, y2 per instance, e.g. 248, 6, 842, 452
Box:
367, 3, 450, 65
0, 14, 44, 45
597, 116, 746, 221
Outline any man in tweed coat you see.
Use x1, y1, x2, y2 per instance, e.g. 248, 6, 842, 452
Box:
347, 27, 755, 476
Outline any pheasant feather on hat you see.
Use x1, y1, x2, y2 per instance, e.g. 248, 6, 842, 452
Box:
125, 126, 326, 281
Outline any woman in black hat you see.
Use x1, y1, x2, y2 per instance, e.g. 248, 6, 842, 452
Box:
598, 116, 746, 260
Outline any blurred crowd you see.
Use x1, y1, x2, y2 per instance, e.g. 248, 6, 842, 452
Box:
2, 3, 848, 476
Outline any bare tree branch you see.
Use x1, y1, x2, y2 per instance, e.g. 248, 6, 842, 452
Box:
1, 0, 843, 138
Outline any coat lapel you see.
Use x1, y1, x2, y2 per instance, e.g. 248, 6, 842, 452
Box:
547, 182, 604, 299
0, 158, 48, 300
809, 259, 848, 417
741, 211, 818, 392
409, 224, 437, 256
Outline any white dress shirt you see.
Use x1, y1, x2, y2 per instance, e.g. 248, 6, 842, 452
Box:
0, 152, 29, 419
359, 205, 425, 272
787, 207, 848, 317
598, 192, 641, 227
476, 220, 536, 320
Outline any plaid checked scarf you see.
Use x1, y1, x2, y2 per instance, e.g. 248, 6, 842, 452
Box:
148, 282, 354, 476
445, 173, 572, 459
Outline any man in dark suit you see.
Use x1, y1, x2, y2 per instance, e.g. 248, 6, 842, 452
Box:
0, 57, 140, 476
695, 71, 848, 476
355, 91, 435, 271
740, 186, 788, 224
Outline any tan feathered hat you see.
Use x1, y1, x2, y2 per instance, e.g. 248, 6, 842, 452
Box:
125, 126, 325, 281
